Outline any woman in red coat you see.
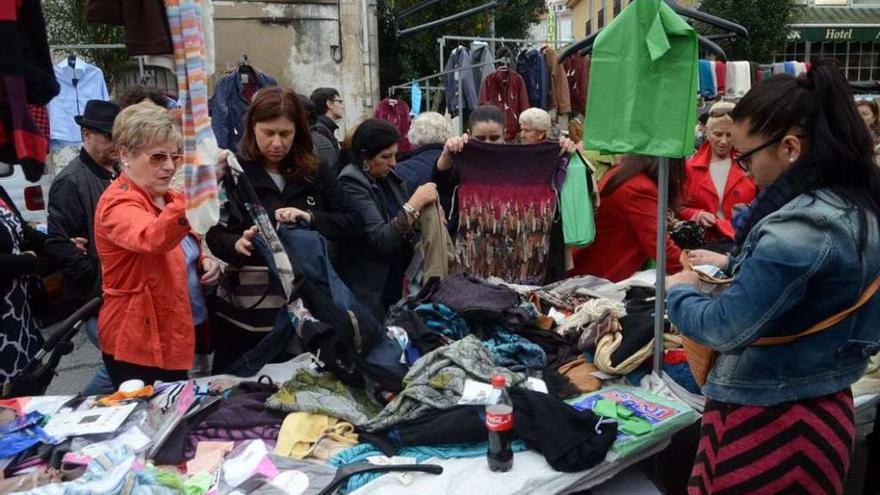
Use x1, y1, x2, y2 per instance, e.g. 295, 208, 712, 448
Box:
679, 102, 756, 243
570, 156, 684, 282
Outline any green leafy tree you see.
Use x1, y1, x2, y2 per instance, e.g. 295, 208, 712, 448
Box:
697, 0, 803, 62
42, 0, 130, 91
378, 0, 546, 96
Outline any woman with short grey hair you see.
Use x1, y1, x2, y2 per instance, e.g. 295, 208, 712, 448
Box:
519, 107, 553, 144
395, 112, 453, 191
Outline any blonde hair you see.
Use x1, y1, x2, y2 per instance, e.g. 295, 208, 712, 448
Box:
519, 107, 552, 132
706, 101, 735, 131
112, 101, 181, 152
407, 112, 453, 147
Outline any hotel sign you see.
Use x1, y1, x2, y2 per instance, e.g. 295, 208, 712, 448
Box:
788, 27, 880, 43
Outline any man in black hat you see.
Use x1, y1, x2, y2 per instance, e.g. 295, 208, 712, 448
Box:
45, 99, 120, 395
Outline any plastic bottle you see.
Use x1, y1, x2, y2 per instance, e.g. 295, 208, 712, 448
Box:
486, 374, 514, 472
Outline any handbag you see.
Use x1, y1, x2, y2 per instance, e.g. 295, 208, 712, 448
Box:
678, 250, 880, 387
215, 265, 286, 331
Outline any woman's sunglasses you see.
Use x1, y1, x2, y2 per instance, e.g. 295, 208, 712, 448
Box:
147, 151, 184, 167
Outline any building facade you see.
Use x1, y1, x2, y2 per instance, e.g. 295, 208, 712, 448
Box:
782, 0, 880, 81
565, 0, 697, 40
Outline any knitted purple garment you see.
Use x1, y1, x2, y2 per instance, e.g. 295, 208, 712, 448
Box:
453, 140, 560, 285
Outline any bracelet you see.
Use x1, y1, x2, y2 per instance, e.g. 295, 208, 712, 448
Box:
402, 202, 420, 219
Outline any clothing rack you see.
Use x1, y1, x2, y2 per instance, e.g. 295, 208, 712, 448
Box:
390, 56, 509, 130
50, 44, 147, 83
437, 35, 575, 76
385, 84, 445, 113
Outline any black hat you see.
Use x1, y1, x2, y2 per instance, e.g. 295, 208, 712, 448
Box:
74, 100, 121, 135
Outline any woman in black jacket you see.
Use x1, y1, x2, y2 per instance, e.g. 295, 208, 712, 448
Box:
0, 185, 46, 387
206, 86, 358, 372
336, 119, 438, 319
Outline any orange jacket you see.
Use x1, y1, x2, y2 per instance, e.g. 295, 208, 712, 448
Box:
680, 142, 757, 240
94, 174, 195, 370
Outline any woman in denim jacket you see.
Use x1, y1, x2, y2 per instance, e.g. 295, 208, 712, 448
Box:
667, 60, 880, 494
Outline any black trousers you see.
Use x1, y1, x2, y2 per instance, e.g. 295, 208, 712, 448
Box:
102, 353, 188, 389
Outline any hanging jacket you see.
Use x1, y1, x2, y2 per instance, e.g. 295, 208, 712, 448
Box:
45, 149, 117, 304
570, 169, 683, 282
85, 0, 173, 56
479, 69, 530, 141
516, 47, 548, 109
714, 60, 726, 95
542, 46, 571, 114
679, 142, 756, 240
698, 60, 715, 98
444, 46, 478, 116
469, 41, 494, 88
47, 58, 110, 145
209, 70, 277, 151
374, 98, 413, 153
563, 55, 589, 116
94, 174, 196, 371
2, 0, 57, 106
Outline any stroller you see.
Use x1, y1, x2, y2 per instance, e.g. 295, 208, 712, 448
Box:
2, 297, 103, 399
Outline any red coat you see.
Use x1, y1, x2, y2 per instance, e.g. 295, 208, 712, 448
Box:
570, 170, 683, 282
479, 69, 530, 141
679, 142, 756, 240
95, 174, 195, 370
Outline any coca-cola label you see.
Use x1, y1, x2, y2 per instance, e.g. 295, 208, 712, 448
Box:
486, 411, 513, 432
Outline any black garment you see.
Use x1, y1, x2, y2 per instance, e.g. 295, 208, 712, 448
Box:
369, 388, 617, 473
206, 157, 358, 268
4, 0, 58, 106
336, 164, 413, 319
313, 115, 340, 152
211, 316, 292, 375
509, 388, 616, 472
84, 0, 173, 56
423, 273, 530, 327
517, 327, 577, 370
44, 149, 116, 304
0, 190, 43, 287
102, 353, 188, 389
311, 130, 340, 178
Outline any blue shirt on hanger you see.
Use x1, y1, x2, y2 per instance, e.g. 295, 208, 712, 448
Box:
47, 58, 110, 146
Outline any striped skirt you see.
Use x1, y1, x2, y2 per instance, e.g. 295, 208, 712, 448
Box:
689, 389, 855, 495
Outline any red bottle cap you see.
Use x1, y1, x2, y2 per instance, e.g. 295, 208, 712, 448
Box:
491, 375, 506, 388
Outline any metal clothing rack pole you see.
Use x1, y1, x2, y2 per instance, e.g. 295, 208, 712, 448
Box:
653, 158, 670, 376
50, 43, 126, 50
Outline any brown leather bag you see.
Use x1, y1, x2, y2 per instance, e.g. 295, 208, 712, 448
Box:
678, 250, 880, 387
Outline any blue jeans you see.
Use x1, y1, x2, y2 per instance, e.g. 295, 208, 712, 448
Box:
83, 317, 115, 396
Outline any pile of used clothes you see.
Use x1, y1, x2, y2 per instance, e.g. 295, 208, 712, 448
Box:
0, 271, 705, 495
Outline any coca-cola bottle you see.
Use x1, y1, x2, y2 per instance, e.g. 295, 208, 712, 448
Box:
486, 374, 514, 472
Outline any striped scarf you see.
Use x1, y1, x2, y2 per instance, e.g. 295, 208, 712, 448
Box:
165, 0, 220, 234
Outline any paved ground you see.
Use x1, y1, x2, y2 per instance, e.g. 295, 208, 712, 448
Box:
45, 328, 102, 396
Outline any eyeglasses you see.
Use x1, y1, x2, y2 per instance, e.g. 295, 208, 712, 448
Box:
734, 134, 804, 172
332, 99, 344, 104
147, 151, 184, 167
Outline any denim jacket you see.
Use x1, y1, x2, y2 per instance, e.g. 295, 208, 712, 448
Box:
668, 189, 880, 406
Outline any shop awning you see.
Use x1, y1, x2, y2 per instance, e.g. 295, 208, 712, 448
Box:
788, 7, 880, 42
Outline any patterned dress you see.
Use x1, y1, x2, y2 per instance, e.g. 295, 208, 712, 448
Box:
0, 197, 43, 384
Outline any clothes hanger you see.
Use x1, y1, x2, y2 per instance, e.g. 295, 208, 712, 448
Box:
67, 53, 77, 69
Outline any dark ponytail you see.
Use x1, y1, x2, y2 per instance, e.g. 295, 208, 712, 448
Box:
730, 60, 880, 243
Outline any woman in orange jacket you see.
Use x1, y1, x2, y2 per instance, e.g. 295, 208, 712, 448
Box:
679, 102, 756, 246
94, 102, 221, 388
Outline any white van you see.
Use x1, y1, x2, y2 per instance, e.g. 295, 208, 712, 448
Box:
0, 162, 55, 226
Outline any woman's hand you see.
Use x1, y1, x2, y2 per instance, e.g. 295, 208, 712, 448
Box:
234, 226, 259, 256
687, 249, 729, 270
408, 183, 439, 211
71, 237, 88, 255
437, 134, 469, 172
558, 137, 582, 155
214, 150, 230, 181
276, 207, 312, 225
200, 256, 222, 286
667, 270, 701, 288
695, 211, 717, 228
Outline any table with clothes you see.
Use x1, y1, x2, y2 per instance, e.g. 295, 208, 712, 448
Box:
23, 267, 880, 494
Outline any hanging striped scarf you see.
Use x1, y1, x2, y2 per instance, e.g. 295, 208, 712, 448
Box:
164, 0, 220, 234
453, 140, 560, 285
